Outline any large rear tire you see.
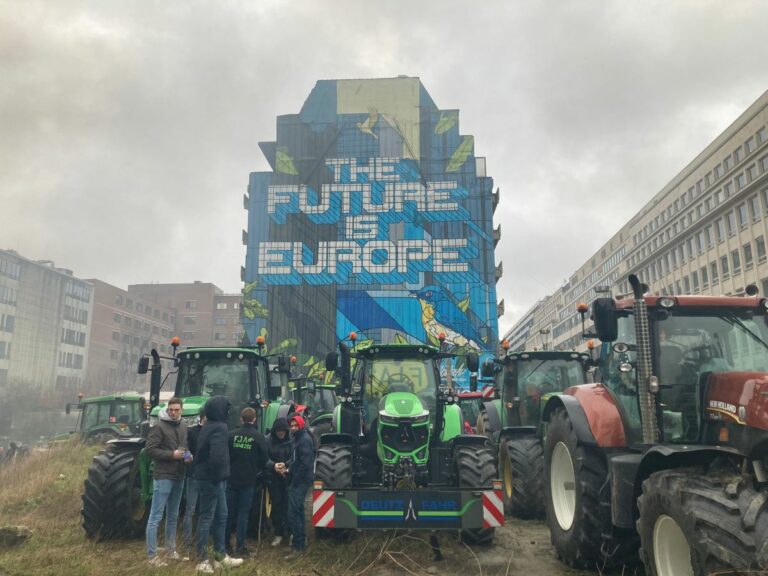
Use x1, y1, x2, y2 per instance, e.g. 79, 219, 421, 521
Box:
500, 436, 543, 518
81, 447, 147, 540
638, 469, 768, 576
544, 407, 636, 569
476, 410, 492, 441
314, 444, 353, 541
456, 444, 497, 545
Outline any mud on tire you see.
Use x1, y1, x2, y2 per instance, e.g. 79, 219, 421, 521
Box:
638, 469, 768, 576
500, 436, 543, 518
455, 444, 497, 545
81, 447, 147, 540
544, 407, 637, 569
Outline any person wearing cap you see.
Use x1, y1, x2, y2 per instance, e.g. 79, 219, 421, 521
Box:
266, 417, 292, 547
282, 414, 315, 560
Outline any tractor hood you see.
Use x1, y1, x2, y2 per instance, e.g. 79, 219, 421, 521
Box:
705, 372, 768, 430
378, 392, 429, 421
149, 396, 206, 428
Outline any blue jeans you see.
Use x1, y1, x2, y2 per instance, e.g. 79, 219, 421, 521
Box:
146, 478, 184, 558
196, 480, 228, 561
182, 477, 200, 548
225, 484, 256, 550
287, 482, 311, 551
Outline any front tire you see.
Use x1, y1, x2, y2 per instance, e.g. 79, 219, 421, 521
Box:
544, 407, 636, 569
500, 436, 543, 518
638, 469, 768, 576
314, 444, 353, 541
456, 444, 497, 545
81, 447, 147, 540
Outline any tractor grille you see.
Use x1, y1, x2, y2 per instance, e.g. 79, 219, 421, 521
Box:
380, 421, 429, 453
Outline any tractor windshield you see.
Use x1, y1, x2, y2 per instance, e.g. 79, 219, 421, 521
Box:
359, 357, 438, 426
306, 387, 337, 416
81, 402, 111, 430
176, 356, 265, 407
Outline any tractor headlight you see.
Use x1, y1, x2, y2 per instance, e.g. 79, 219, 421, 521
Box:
412, 413, 429, 425
379, 413, 397, 425
182, 415, 200, 428
149, 415, 159, 427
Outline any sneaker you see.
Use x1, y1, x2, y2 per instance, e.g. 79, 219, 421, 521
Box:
167, 551, 190, 561
148, 556, 168, 568
270, 536, 283, 547
196, 560, 215, 574
283, 548, 304, 561
235, 546, 251, 558
219, 554, 244, 568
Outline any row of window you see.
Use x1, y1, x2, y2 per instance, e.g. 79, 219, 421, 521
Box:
0, 258, 21, 280
61, 328, 86, 347
633, 126, 767, 246
214, 317, 241, 326
214, 332, 243, 341
215, 302, 240, 310
58, 351, 83, 369
113, 313, 172, 336
54, 375, 82, 391
65, 281, 91, 303
0, 285, 17, 306
64, 304, 88, 325
114, 294, 171, 322
0, 341, 10, 359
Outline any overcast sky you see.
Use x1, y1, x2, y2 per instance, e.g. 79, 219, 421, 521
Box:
2, 0, 767, 334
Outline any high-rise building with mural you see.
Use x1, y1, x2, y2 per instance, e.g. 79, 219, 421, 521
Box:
242, 77, 502, 387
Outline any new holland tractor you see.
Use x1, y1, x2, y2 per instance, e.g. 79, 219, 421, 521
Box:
312, 335, 503, 545
477, 347, 592, 518
80, 337, 298, 540
542, 274, 768, 575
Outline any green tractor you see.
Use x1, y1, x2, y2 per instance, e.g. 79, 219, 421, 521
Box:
289, 377, 338, 440
80, 338, 297, 540
478, 347, 593, 518
65, 394, 147, 445
312, 335, 503, 545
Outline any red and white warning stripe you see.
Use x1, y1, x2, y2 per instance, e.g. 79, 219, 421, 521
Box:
482, 386, 494, 398
482, 482, 504, 528
312, 489, 335, 528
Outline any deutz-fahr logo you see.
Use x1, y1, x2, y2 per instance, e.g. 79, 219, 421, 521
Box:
708, 400, 737, 414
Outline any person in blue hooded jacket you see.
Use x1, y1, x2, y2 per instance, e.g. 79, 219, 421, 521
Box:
283, 414, 315, 560
193, 396, 243, 574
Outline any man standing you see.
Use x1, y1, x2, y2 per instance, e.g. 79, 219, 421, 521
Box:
194, 396, 243, 574
145, 397, 190, 567
266, 417, 292, 547
225, 407, 269, 558
182, 406, 206, 550
283, 414, 315, 560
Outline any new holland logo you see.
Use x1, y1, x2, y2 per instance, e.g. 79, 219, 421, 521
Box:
404, 499, 418, 521
709, 400, 737, 414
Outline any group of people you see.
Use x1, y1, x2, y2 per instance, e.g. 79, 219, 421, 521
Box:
144, 395, 316, 573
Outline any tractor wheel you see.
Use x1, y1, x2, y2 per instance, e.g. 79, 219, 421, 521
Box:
456, 444, 497, 545
314, 444, 353, 541
84, 430, 119, 445
638, 469, 768, 576
500, 436, 543, 518
81, 447, 147, 540
544, 407, 636, 569
476, 410, 492, 440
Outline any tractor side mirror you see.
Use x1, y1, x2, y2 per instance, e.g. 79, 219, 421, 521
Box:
481, 360, 496, 378
277, 355, 290, 373
465, 352, 479, 373
325, 352, 339, 372
592, 298, 618, 342
138, 356, 149, 374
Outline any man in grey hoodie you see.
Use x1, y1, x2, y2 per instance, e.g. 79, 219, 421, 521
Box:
145, 397, 190, 567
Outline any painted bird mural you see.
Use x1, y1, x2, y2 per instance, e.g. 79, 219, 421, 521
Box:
410, 285, 485, 351
356, 108, 379, 139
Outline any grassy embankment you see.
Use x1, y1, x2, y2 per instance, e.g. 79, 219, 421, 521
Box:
0, 442, 474, 576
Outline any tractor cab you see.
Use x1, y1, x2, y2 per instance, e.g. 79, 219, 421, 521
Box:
65, 394, 146, 444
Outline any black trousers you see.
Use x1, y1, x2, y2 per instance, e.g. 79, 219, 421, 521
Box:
268, 480, 289, 537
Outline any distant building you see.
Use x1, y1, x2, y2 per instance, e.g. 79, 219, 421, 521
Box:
213, 293, 243, 347
86, 279, 176, 394
0, 249, 93, 397
242, 76, 502, 387
506, 89, 768, 351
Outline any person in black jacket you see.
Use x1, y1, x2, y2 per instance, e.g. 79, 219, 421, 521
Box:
225, 407, 268, 558
182, 406, 206, 549
266, 417, 292, 547
193, 396, 243, 574
283, 414, 315, 560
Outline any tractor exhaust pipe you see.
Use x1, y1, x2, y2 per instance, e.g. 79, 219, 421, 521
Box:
629, 274, 659, 444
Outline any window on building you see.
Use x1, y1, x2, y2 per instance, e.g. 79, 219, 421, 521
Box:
714, 189, 723, 205
726, 212, 736, 236
747, 164, 758, 182
734, 146, 743, 163
216, 302, 227, 310
184, 316, 197, 325
758, 126, 767, 144
163, 312, 169, 321
744, 243, 754, 269
112, 331, 120, 341
126, 298, 133, 310
710, 262, 719, 285
136, 303, 143, 313
110, 349, 118, 360
732, 249, 741, 274
185, 300, 197, 309
700, 266, 708, 288
724, 182, 733, 197
214, 332, 226, 341
750, 195, 761, 221
113, 313, 121, 323
738, 203, 748, 228
746, 136, 755, 154
757, 236, 767, 262
215, 318, 227, 325
182, 331, 195, 341
736, 173, 746, 190
721, 255, 730, 278
692, 271, 700, 293
115, 294, 123, 305
714, 164, 721, 180
683, 276, 691, 293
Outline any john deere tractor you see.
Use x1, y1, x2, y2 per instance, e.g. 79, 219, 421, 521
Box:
542, 275, 768, 574
478, 348, 593, 518
313, 336, 503, 544
290, 377, 338, 439
81, 338, 298, 540
64, 394, 147, 444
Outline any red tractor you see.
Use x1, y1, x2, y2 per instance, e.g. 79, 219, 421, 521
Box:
542, 274, 768, 575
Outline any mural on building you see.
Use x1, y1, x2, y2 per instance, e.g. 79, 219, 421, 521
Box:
243, 78, 499, 387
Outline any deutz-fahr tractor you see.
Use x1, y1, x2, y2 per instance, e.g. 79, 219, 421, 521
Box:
64, 394, 147, 444
542, 274, 768, 575
81, 337, 298, 540
312, 335, 503, 545
478, 347, 592, 518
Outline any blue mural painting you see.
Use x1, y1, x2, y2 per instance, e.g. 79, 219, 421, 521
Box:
243, 77, 500, 387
